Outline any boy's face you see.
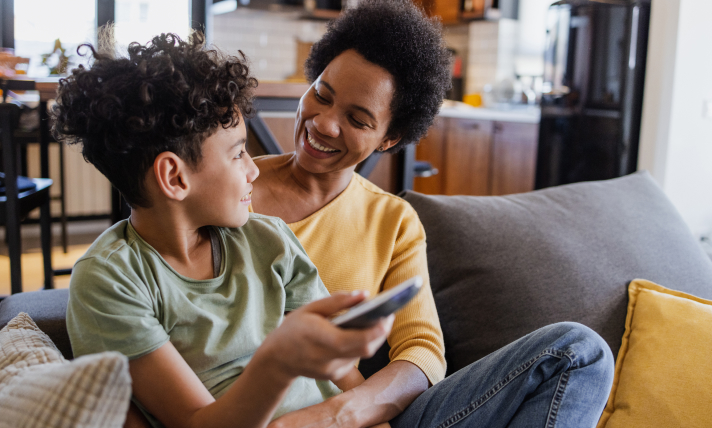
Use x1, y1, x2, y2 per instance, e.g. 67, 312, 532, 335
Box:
186, 119, 258, 228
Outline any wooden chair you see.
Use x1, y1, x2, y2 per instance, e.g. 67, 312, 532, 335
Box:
1, 101, 54, 294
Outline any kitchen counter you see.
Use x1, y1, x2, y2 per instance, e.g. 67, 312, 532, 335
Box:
438, 100, 541, 124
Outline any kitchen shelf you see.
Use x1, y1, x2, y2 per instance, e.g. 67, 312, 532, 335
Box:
301, 8, 341, 20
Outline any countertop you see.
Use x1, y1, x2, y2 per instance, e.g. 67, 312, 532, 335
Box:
29, 79, 540, 124
438, 100, 541, 124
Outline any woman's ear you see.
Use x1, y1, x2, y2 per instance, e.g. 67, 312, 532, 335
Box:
153, 152, 190, 201
379, 135, 402, 152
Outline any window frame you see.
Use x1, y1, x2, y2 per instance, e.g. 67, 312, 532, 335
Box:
1, 0, 206, 49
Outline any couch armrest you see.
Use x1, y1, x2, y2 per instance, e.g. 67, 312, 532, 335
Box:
0, 288, 72, 359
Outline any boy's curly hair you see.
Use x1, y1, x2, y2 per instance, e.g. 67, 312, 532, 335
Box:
304, 0, 451, 151
52, 32, 257, 208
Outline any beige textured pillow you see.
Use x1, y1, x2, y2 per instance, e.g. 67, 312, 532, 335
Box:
0, 312, 132, 428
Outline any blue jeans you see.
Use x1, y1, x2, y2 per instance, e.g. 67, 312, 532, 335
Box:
391, 322, 614, 428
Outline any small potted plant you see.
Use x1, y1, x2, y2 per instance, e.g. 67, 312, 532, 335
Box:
41, 39, 73, 75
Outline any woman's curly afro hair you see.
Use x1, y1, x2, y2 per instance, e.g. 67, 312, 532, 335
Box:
305, 0, 451, 150
52, 32, 257, 208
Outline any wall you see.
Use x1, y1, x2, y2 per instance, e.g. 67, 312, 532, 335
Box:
638, 0, 712, 238
211, 9, 327, 81
515, 0, 554, 77
463, 19, 518, 95
462, 0, 554, 97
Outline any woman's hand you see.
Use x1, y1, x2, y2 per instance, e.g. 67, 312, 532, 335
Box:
257, 291, 394, 382
267, 400, 393, 428
269, 411, 393, 428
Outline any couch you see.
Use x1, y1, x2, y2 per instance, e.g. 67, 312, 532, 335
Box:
2, 171, 712, 426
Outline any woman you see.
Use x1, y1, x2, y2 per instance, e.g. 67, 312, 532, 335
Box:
252, 1, 614, 427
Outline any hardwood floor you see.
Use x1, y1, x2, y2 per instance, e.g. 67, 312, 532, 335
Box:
0, 220, 109, 295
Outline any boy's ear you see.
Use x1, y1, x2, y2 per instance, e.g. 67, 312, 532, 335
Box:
153, 152, 190, 201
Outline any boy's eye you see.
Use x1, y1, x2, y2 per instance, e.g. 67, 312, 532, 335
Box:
235, 150, 246, 159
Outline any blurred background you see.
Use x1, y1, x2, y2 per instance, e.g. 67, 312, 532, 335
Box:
0, 0, 710, 294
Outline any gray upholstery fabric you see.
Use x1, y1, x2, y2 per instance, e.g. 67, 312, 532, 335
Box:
402, 171, 712, 376
0, 289, 72, 359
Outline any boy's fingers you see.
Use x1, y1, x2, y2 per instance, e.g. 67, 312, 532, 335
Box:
331, 314, 394, 357
301, 291, 369, 317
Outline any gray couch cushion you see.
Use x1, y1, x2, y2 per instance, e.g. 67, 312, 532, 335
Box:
402, 171, 712, 376
0, 288, 71, 359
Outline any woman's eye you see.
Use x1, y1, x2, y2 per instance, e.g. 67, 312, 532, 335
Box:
350, 117, 367, 129
314, 90, 327, 103
235, 150, 246, 159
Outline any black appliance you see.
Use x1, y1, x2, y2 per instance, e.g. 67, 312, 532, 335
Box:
535, 0, 650, 189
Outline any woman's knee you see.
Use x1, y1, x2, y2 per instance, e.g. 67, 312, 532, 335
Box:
537, 322, 614, 368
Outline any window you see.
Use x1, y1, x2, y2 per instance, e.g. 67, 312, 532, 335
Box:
12, 0, 194, 77
14, 0, 96, 77
114, 0, 191, 49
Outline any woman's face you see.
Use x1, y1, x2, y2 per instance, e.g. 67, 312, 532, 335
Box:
293, 49, 400, 175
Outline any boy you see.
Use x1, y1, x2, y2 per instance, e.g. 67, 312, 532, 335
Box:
55, 33, 391, 428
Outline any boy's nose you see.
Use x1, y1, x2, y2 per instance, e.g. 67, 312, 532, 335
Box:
246, 156, 259, 183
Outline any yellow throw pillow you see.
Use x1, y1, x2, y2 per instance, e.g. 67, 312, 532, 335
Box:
597, 279, 712, 428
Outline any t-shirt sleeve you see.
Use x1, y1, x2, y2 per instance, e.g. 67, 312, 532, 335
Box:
66, 257, 170, 360
275, 220, 330, 311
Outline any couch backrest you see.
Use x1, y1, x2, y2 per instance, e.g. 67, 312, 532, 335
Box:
5, 172, 712, 378
400, 171, 712, 376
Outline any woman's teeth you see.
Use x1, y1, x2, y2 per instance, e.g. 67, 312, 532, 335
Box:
240, 192, 252, 202
307, 132, 338, 153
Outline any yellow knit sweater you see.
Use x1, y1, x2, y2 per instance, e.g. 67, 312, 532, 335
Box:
252, 173, 446, 384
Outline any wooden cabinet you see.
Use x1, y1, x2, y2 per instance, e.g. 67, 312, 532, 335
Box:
414, 117, 539, 196
490, 122, 538, 196
259, 115, 296, 153
413, 0, 461, 24
443, 118, 493, 195
413, 118, 447, 195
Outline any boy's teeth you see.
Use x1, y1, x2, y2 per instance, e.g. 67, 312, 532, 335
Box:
240, 192, 252, 201
307, 133, 338, 153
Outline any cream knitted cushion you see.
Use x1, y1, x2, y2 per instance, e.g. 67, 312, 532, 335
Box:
0, 312, 131, 428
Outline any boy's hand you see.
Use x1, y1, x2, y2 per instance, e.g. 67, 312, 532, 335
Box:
256, 292, 393, 382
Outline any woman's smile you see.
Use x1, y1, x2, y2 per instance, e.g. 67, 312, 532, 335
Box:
303, 129, 341, 159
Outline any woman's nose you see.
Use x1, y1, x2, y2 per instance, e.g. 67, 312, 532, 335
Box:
312, 108, 340, 138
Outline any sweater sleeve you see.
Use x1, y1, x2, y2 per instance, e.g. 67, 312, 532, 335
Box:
382, 205, 446, 385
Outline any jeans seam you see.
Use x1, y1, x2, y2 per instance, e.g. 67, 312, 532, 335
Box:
545, 349, 578, 428
434, 348, 568, 428
546, 370, 570, 428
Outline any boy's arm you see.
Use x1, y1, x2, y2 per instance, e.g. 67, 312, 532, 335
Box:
128, 293, 393, 428
129, 341, 293, 428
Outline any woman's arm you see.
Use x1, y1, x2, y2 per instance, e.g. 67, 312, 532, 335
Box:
268, 208, 443, 428
129, 293, 393, 428
267, 361, 426, 428
330, 361, 428, 425
333, 366, 366, 392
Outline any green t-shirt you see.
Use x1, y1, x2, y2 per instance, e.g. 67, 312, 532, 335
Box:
66, 214, 341, 426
